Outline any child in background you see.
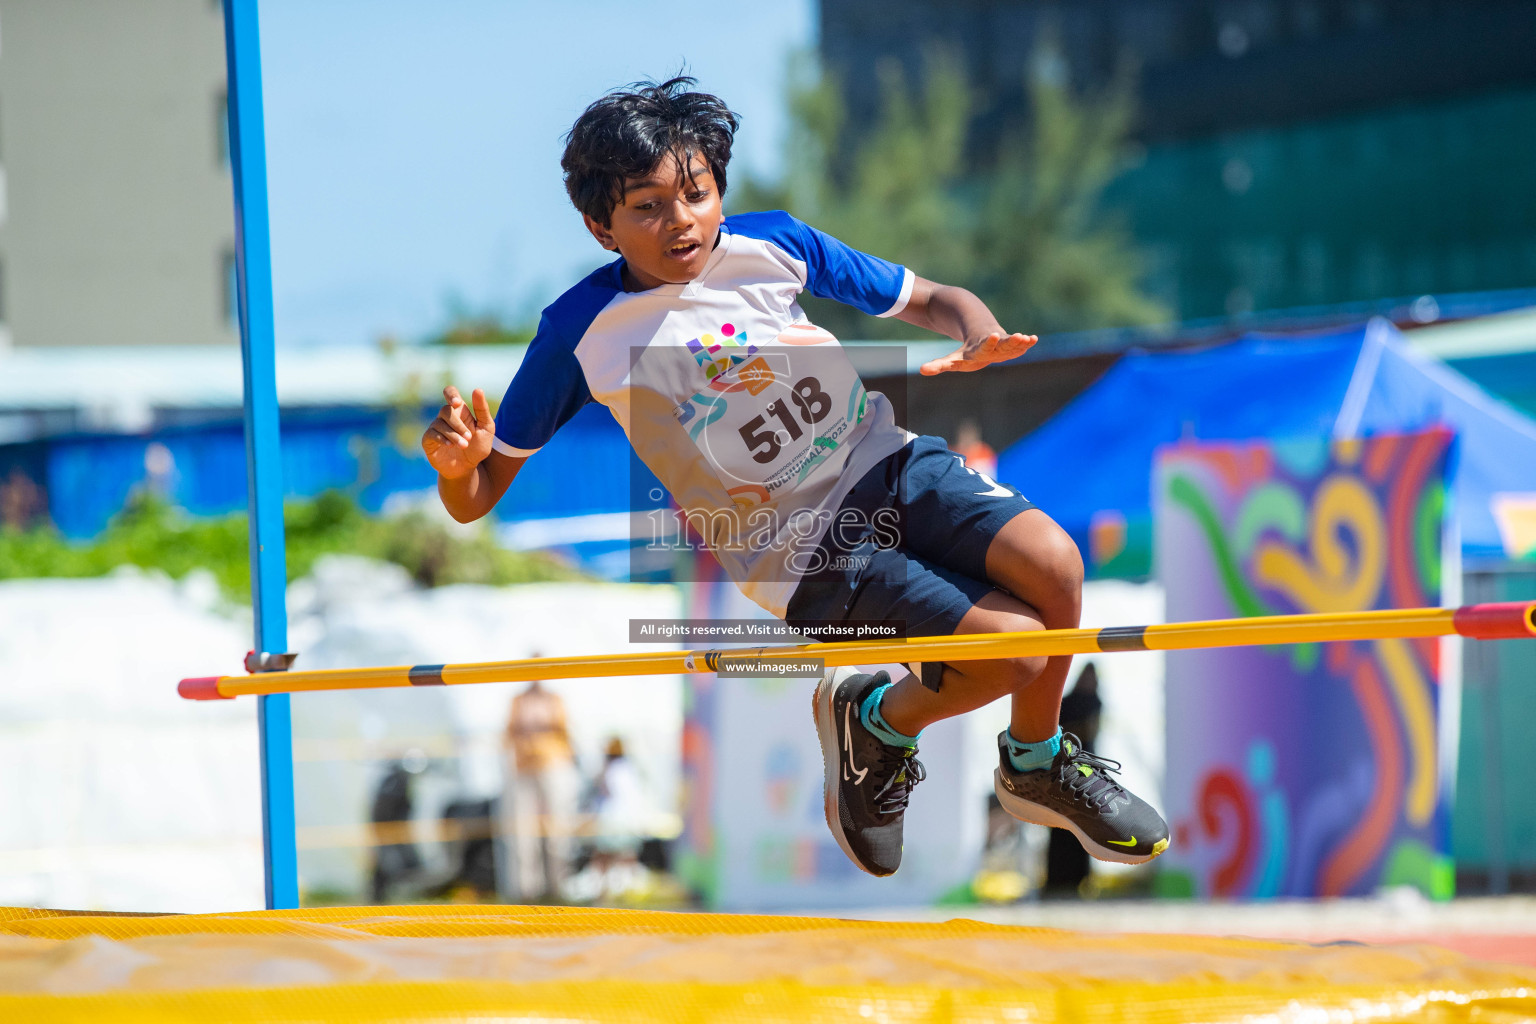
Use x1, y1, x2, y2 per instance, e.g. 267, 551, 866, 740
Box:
951, 419, 998, 480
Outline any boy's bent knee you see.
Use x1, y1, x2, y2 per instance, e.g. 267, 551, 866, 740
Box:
989, 514, 1084, 624
1041, 524, 1084, 592
1035, 527, 1084, 623
1011, 654, 1049, 687
972, 655, 1047, 700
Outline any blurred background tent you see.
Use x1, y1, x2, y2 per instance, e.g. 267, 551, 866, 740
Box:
998, 320, 1536, 579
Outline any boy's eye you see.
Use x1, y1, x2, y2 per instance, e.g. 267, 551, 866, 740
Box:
687, 191, 709, 202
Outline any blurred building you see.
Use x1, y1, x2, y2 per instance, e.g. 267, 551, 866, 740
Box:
0, 0, 234, 349
821, 0, 1536, 321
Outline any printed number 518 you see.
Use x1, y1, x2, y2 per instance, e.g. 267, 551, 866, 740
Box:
738, 376, 833, 464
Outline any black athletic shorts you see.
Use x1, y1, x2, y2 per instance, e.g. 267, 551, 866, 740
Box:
783, 434, 1036, 643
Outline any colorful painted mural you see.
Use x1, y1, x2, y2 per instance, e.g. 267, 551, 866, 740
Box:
1154, 429, 1455, 899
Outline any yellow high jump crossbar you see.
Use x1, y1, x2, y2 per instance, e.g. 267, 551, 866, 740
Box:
179, 601, 1536, 700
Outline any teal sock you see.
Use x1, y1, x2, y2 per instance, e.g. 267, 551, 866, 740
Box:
1005, 727, 1061, 773
860, 682, 919, 748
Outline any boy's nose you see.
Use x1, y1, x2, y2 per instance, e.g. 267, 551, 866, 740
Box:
666, 200, 695, 229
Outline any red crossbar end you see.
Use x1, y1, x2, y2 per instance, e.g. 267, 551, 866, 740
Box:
1453, 601, 1536, 640
178, 676, 233, 701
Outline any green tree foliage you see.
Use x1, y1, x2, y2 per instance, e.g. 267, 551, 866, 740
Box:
421, 316, 535, 348
0, 491, 583, 600
421, 294, 537, 348
734, 48, 1169, 338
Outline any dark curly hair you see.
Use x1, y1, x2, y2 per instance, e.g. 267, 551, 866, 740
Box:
562, 76, 740, 226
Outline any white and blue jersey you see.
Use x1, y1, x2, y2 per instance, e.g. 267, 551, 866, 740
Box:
493, 211, 916, 616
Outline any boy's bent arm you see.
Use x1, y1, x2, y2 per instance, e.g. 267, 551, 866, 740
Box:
894, 276, 1038, 375
895, 278, 999, 340
438, 450, 523, 523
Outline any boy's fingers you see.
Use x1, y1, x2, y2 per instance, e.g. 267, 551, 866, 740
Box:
443, 385, 463, 406
919, 348, 969, 375
429, 418, 469, 446
471, 388, 493, 429
427, 424, 468, 449
923, 332, 1039, 374
444, 402, 473, 437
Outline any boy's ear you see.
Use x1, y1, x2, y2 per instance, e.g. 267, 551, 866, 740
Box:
583, 213, 618, 251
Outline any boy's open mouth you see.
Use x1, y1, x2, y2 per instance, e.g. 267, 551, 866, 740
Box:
666, 240, 701, 258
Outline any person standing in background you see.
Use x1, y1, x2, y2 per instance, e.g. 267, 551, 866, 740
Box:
502, 673, 579, 901
951, 419, 998, 480
368, 759, 423, 903
586, 736, 653, 897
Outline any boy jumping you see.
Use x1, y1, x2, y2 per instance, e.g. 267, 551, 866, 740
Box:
423, 77, 1168, 877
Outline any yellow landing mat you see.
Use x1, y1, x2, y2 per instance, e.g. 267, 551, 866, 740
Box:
2, 904, 1534, 1023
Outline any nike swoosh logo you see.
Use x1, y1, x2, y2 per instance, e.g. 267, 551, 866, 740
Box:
843, 703, 868, 785
956, 457, 1014, 498
1107, 837, 1138, 847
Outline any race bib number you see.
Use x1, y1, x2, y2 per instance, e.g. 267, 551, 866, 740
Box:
673, 325, 869, 508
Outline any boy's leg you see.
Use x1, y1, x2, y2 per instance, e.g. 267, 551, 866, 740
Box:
878, 508, 1080, 739
793, 545, 1014, 878
793, 436, 1164, 871
875, 586, 1059, 737
870, 439, 1079, 739
874, 505, 1169, 865
982, 511, 1166, 862
985, 508, 1083, 740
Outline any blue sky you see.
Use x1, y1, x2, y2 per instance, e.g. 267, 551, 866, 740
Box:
259, 0, 816, 348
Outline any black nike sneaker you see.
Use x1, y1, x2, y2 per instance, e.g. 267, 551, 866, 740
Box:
993, 732, 1169, 864
812, 667, 926, 877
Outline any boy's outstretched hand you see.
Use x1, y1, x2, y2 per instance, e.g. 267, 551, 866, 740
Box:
919, 331, 1038, 375
422, 385, 496, 479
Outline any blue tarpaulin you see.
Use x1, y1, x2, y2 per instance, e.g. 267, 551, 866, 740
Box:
24, 401, 651, 540
996, 319, 1536, 576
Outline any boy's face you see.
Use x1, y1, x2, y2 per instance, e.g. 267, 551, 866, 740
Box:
584, 151, 724, 291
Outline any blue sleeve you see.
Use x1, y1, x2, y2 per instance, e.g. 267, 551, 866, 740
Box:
727, 210, 914, 317
492, 268, 616, 455
492, 317, 592, 456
